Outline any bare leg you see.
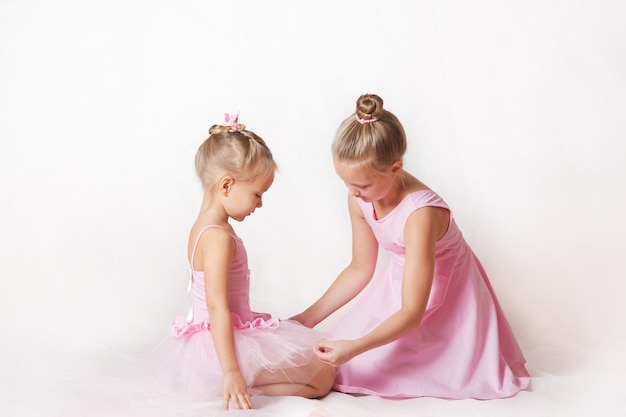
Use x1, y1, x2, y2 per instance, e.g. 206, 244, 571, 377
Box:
252, 358, 335, 398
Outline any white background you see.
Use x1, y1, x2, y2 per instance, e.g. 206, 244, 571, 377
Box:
1, 1, 625, 416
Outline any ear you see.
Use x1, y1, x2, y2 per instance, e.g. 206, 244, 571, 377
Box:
219, 176, 234, 195
390, 160, 403, 176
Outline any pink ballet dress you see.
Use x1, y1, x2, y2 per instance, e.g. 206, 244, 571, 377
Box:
142, 225, 325, 400
328, 190, 530, 399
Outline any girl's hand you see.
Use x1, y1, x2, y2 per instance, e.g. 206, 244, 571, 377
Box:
313, 340, 357, 367
289, 312, 316, 328
222, 370, 253, 410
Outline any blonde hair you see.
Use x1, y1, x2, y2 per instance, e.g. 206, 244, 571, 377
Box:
195, 123, 276, 191
331, 94, 406, 172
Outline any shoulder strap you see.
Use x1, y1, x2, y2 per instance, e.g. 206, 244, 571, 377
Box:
190, 225, 231, 279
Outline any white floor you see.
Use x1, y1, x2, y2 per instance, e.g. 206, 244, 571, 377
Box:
4, 341, 624, 417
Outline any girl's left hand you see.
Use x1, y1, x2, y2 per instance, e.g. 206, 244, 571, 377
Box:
313, 340, 357, 367
289, 313, 315, 328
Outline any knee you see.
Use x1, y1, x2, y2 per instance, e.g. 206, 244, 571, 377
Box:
311, 364, 336, 398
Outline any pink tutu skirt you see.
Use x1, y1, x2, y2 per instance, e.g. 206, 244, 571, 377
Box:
139, 312, 326, 400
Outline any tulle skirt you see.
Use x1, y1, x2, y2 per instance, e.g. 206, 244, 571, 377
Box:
139, 313, 326, 401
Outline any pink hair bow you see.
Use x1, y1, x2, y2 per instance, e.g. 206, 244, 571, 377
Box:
224, 112, 240, 131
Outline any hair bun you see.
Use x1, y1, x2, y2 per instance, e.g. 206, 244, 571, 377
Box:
355, 94, 384, 121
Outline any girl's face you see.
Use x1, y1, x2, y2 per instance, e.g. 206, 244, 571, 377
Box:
334, 159, 397, 203
223, 172, 274, 222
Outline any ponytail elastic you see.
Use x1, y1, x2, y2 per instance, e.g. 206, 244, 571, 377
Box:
355, 114, 378, 124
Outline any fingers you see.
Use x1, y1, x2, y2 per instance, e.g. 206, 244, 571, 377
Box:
314, 343, 335, 366
222, 371, 254, 410
240, 392, 253, 409
316, 352, 334, 365
315, 340, 329, 351
224, 392, 253, 410
315, 340, 334, 354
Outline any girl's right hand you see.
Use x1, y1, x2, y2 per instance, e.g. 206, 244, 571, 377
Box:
222, 369, 253, 410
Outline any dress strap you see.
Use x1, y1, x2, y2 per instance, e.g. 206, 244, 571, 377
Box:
189, 225, 230, 282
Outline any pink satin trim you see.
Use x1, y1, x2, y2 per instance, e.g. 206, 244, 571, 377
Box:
171, 312, 280, 338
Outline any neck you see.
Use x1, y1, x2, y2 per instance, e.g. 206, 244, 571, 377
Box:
373, 171, 423, 217
372, 172, 405, 213
198, 191, 229, 226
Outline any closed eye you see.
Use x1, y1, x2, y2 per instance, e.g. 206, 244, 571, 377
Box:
345, 182, 369, 190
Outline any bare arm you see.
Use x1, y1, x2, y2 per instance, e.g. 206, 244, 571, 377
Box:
198, 228, 253, 410
315, 206, 449, 366
291, 195, 379, 328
